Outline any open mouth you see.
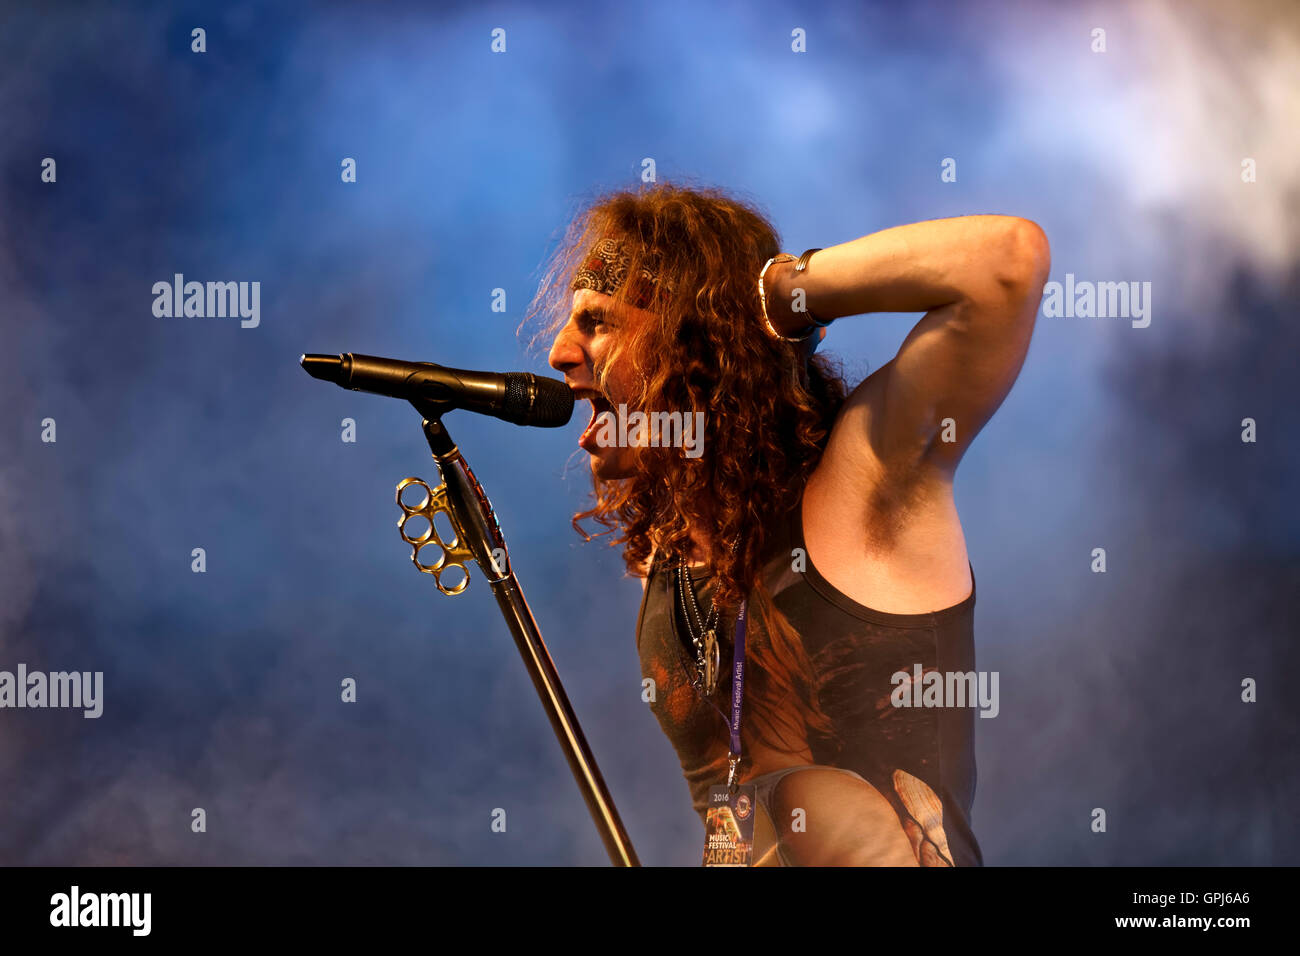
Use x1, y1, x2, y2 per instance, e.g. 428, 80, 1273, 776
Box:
572, 387, 614, 451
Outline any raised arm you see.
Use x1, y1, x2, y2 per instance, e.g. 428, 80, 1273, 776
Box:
767, 215, 1050, 477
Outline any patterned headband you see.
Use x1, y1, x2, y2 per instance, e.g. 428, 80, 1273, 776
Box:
570, 236, 672, 310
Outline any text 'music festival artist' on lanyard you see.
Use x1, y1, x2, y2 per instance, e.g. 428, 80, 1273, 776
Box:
675, 544, 748, 791
726, 598, 748, 791
676, 555, 756, 866
686, 586, 748, 791
708, 596, 752, 867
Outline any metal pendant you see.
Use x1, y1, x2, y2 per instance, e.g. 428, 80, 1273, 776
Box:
701, 628, 719, 694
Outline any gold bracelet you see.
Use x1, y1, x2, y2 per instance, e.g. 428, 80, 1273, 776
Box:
758, 254, 816, 342
795, 248, 832, 328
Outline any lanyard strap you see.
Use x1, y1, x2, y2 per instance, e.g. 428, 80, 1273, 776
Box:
726, 598, 748, 791
664, 555, 749, 792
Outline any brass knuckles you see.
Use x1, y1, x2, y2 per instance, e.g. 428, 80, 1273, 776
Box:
395, 477, 475, 596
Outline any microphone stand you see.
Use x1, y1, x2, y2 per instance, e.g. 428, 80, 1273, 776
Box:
406, 399, 640, 867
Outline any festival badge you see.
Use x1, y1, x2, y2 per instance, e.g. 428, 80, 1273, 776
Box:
703, 782, 756, 866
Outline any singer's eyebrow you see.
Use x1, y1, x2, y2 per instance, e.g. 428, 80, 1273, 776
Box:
573, 306, 613, 327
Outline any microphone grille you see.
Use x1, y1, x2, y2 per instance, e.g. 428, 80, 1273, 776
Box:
503, 372, 532, 422
502, 373, 575, 427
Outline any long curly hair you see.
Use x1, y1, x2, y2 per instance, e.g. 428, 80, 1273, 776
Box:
524, 179, 848, 757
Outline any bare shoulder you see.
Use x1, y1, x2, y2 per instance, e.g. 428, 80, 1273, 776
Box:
771, 769, 918, 866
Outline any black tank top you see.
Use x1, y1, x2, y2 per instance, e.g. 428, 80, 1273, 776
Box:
635, 496, 983, 867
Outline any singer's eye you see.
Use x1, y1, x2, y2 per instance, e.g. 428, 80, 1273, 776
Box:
579, 309, 613, 333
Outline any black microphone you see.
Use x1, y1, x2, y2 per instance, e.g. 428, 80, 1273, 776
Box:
300, 352, 575, 427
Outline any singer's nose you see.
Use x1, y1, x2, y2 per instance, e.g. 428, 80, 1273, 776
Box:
301, 353, 344, 383
547, 326, 584, 374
